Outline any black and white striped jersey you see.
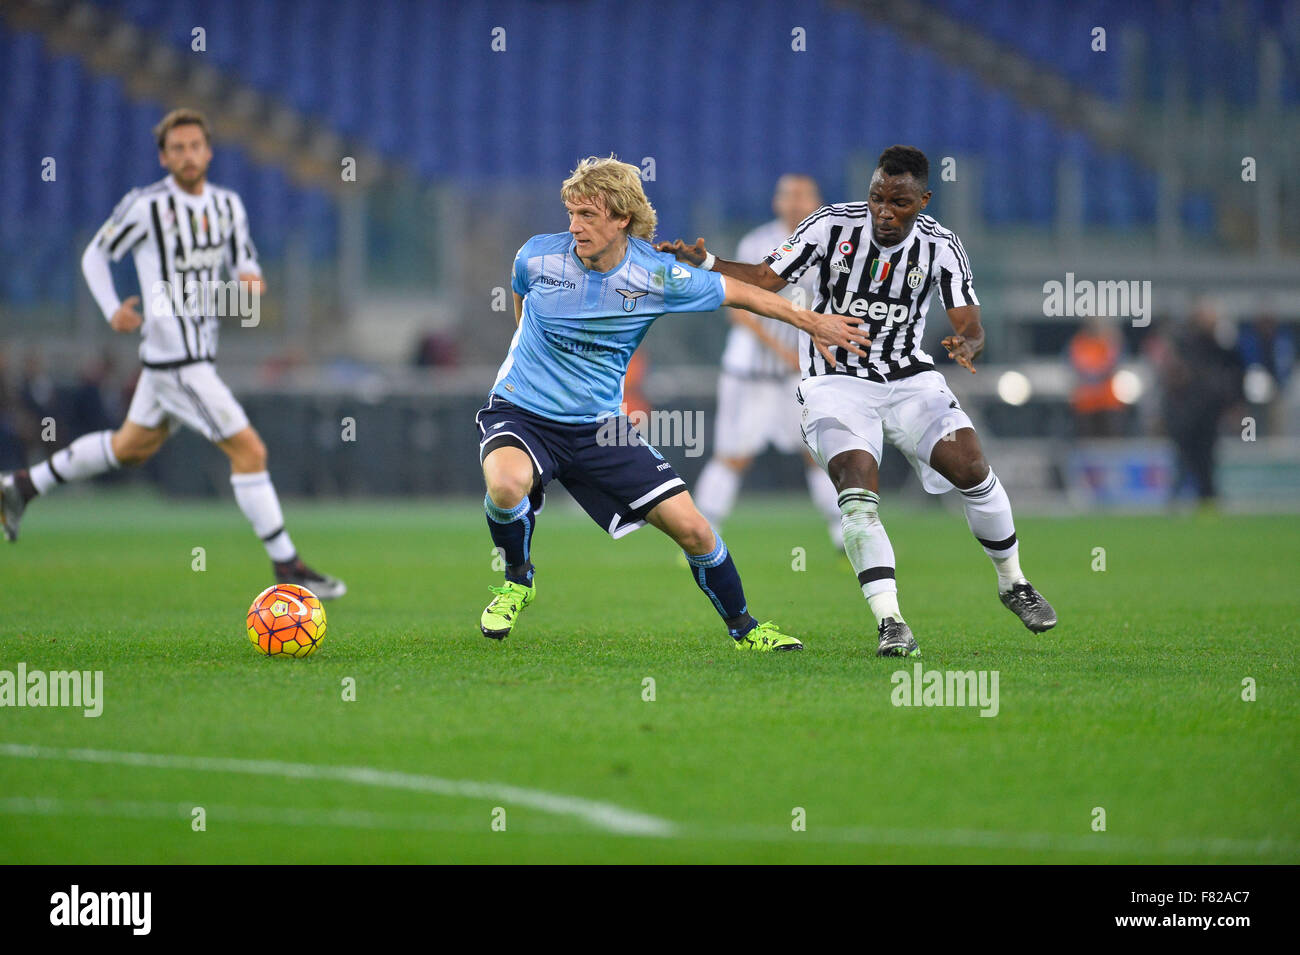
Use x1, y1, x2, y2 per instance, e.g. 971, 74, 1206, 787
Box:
83, 176, 261, 366
763, 204, 977, 382
719, 218, 819, 379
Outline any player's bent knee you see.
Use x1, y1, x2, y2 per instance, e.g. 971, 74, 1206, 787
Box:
243, 436, 268, 472
482, 458, 532, 508
486, 481, 531, 510
938, 451, 989, 490
114, 447, 147, 468
953, 463, 990, 491
673, 516, 716, 554
827, 450, 878, 492
220, 428, 268, 473
111, 429, 160, 467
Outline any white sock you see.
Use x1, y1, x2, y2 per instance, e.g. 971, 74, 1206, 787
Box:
29, 430, 119, 494
867, 591, 903, 626
958, 469, 1025, 591
992, 552, 1025, 592
694, 459, 741, 528
230, 471, 296, 562
805, 465, 843, 548
839, 487, 902, 622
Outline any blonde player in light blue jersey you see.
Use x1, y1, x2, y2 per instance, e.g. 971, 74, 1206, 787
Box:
474, 156, 871, 651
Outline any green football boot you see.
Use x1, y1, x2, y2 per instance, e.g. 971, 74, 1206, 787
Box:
733, 621, 804, 652
480, 581, 535, 639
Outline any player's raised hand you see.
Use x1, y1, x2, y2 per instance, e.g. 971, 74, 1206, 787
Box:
809, 312, 871, 370
110, 296, 143, 333
654, 237, 709, 267
941, 334, 980, 373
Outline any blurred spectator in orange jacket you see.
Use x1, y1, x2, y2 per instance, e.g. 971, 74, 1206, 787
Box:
1068, 318, 1125, 437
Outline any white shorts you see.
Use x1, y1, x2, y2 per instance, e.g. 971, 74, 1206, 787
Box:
797, 370, 973, 495
713, 371, 805, 459
127, 362, 250, 442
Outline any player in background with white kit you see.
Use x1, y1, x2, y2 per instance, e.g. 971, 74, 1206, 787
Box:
693, 175, 844, 550
0, 109, 345, 599
660, 146, 1055, 657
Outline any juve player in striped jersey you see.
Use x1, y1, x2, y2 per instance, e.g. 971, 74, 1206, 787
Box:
0, 109, 344, 598
693, 175, 844, 550
660, 146, 1055, 657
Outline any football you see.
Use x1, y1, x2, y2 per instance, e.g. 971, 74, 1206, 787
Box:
245, 583, 326, 658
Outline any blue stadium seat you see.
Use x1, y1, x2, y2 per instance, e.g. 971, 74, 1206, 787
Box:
22, 0, 1275, 307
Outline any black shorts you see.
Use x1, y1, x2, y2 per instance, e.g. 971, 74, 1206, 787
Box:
475, 394, 687, 538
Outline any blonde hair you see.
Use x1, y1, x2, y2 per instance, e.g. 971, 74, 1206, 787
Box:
561, 155, 657, 241
154, 108, 211, 150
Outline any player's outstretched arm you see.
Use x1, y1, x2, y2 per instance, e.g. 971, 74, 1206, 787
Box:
656, 238, 786, 291
723, 277, 869, 371
941, 304, 985, 374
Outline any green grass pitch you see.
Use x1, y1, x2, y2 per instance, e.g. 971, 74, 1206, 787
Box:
0, 491, 1295, 863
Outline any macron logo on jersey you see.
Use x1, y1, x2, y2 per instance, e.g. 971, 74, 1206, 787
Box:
538, 275, 577, 290
830, 291, 909, 324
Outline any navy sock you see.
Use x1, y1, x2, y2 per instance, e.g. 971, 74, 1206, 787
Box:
484, 493, 534, 585
14, 469, 37, 503
685, 535, 756, 638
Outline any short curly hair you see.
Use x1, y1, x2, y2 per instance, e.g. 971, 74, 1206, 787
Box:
876, 145, 929, 188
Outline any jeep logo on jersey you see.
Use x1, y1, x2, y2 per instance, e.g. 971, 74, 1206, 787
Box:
173, 246, 226, 272
830, 292, 909, 324
616, 288, 649, 312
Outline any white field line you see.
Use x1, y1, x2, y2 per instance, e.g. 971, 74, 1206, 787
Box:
2, 744, 1293, 859
0, 743, 675, 837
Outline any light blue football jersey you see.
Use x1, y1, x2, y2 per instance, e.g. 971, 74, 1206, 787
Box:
491, 233, 725, 423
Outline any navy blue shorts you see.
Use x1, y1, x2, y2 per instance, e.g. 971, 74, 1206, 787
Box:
475, 394, 686, 538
